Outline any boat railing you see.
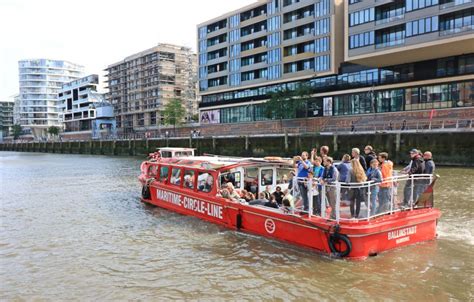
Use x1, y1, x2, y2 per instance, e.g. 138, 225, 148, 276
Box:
291, 174, 435, 222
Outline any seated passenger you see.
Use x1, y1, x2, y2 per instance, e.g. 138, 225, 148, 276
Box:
273, 186, 284, 206
225, 182, 240, 201
199, 175, 214, 192
248, 192, 269, 206
282, 189, 295, 208
263, 185, 272, 200
184, 175, 193, 189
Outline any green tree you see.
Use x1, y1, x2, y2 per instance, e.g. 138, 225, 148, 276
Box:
12, 124, 22, 140
264, 83, 312, 129
47, 126, 60, 137
162, 99, 186, 130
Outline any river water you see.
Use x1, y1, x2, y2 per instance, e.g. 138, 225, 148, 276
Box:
0, 152, 472, 301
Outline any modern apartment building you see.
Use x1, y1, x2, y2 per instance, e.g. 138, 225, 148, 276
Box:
0, 96, 15, 140
18, 59, 84, 137
105, 44, 198, 133
59, 75, 116, 138
197, 0, 473, 124
346, 0, 474, 66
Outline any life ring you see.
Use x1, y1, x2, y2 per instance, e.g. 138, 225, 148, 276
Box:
328, 233, 352, 258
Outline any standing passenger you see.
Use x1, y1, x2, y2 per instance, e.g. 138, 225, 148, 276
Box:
364, 145, 377, 169
377, 152, 393, 214
295, 152, 312, 212
320, 146, 330, 159
422, 151, 436, 191
348, 159, 367, 219
366, 159, 382, 216
402, 149, 425, 206
352, 148, 367, 171
321, 157, 338, 219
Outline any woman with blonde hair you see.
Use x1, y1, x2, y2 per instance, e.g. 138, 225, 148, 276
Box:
349, 158, 367, 218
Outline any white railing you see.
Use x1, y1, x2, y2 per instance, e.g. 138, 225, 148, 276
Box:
291, 174, 435, 222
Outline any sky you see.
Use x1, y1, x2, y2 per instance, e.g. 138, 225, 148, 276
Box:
0, 0, 256, 100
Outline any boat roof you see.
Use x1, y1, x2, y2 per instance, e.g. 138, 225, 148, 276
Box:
151, 155, 293, 171
157, 147, 195, 152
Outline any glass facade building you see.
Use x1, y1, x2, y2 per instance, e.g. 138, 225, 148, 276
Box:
198, 0, 474, 125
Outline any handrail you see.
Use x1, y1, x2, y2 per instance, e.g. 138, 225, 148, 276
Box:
291, 174, 435, 222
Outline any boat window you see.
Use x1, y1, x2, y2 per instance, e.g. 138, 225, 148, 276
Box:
148, 165, 158, 178
159, 166, 169, 182
161, 151, 172, 158
277, 168, 292, 184
175, 151, 193, 157
170, 168, 182, 186
184, 170, 195, 190
244, 167, 258, 194
198, 172, 214, 193
261, 169, 273, 186
220, 172, 241, 188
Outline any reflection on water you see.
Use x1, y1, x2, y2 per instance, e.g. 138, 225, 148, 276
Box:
0, 152, 473, 300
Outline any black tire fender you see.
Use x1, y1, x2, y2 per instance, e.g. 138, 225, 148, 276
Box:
142, 184, 151, 199
328, 233, 352, 258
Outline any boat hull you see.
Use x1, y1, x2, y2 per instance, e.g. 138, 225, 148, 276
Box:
141, 183, 441, 260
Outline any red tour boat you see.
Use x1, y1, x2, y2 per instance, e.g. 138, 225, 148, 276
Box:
139, 148, 441, 260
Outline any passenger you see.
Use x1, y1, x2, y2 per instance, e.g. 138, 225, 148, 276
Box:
288, 170, 296, 191
352, 147, 367, 171
423, 151, 435, 175
281, 189, 295, 213
321, 156, 338, 219
366, 159, 382, 216
282, 189, 295, 208
199, 175, 213, 192
262, 185, 272, 200
225, 182, 241, 201
248, 192, 269, 206
294, 151, 312, 212
337, 154, 352, 201
310, 148, 318, 165
273, 186, 285, 206
364, 145, 377, 169
377, 152, 393, 214
312, 156, 325, 214
348, 158, 367, 219
337, 154, 351, 183
219, 188, 231, 200
245, 191, 256, 202
266, 194, 279, 209
308, 171, 321, 215
402, 149, 425, 207
422, 151, 436, 191
184, 175, 194, 189
320, 145, 330, 159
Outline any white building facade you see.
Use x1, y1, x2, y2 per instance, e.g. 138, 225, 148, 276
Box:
18, 59, 84, 138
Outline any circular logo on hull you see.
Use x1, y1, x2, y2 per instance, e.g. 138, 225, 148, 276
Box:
265, 219, 276, 234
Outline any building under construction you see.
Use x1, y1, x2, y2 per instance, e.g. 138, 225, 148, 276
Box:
105, 43, 198, 133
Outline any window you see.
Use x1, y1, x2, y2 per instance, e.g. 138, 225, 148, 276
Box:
267, 32, 281, 47
220, 171, 241, 188
148, 165, 158, 178
315, 18, 330, 35
315, 0, 330, 17
170, 168, 181, 186
406, 16, 439, 37
406, 0, 439, 12
159, 166, 169, 182
198, 173, 214, 193
268, 16, 281, 31
315, 55, 330, 71
315, 36, 330, 52
261, 169, 274, 186
349, 8, 374, 26
268, 65, 282, 80
277, 168, 292, 184
184, 170, 195, 189
349, 31, 375, 49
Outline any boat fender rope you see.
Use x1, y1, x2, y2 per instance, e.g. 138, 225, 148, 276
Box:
141, 178, 154, 200
328, 224, 352, 258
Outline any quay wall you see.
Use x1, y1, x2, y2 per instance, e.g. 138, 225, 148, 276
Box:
1, 132, 473, 166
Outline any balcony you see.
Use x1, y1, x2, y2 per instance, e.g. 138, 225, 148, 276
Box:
375, 38, 405, 48
439, 0, 473, 9
375, 14, 405, 26
439, 24, 474, 36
